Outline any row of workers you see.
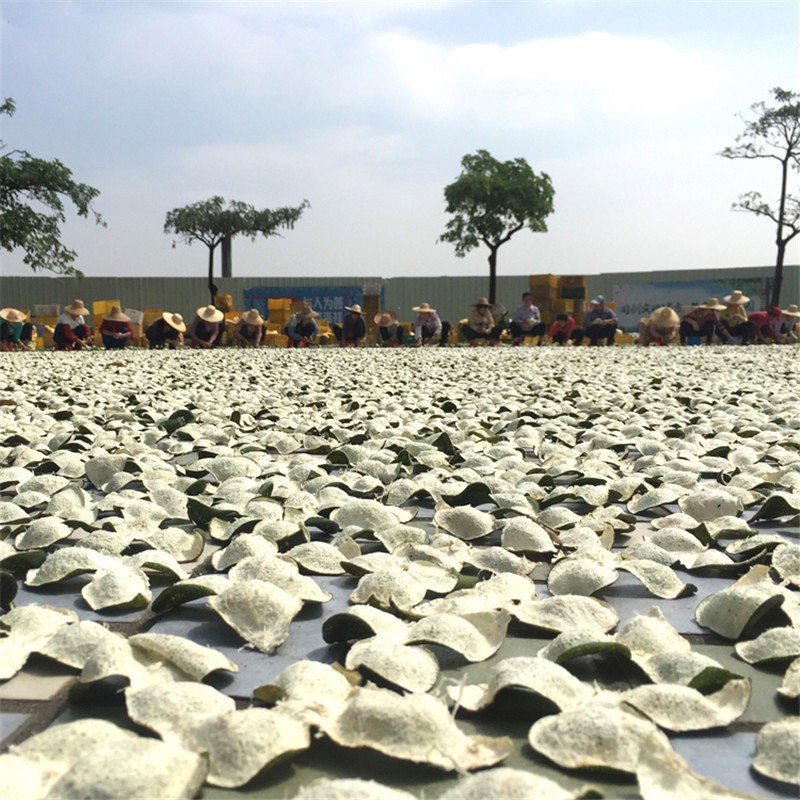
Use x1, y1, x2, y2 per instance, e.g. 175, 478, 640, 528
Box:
2, 290, 799, 351
331, 291, 800, 347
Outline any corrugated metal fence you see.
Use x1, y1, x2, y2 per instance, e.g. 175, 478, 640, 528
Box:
1, 266, 796, 330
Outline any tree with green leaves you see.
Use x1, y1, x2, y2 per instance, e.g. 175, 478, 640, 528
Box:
720, 87, 800, 307
0, 98, 104, 278
439, 149, 555, 305
164, 196, 310, 304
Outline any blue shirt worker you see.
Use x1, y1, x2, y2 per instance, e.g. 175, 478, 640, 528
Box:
574, 296, 618, 346
509, 292, 547, 345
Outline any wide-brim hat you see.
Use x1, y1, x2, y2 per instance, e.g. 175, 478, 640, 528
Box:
197, 305, 224, 323
782, 303, 800, 318
345, 304, 363, 314
723, 290, 749, 305
412, 302, 436, 314
241, 309, 264, 326
162, 312, 186, 332
298, 305, 319, 320
0, 307, 26, 323
103, 305, 130, 322
590, 295, 606, 305
650, 306, 679, 328
698, 297, 725, 311
373, 311, 397, 326
473, 297, 490, 308
64, 299, 90, 316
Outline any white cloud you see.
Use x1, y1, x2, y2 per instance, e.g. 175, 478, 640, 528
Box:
372, 30, 727, 130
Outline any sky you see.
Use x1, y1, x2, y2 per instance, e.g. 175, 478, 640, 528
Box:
1, 0, 798, 282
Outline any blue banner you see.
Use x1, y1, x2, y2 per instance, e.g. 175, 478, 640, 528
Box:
243, 286, 366, 326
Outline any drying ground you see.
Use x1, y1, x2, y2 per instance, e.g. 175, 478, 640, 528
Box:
0, 345, 798, 799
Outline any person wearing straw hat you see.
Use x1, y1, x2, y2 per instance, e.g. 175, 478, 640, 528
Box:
285, 304, 319, 347
679, 298, 730, 345
781, 304, 800, 343
0, 308, 34, 352
98, 306, 134, 349
748, 306, 787, 345
332, 304, 367, 347
146, 312, 186, 349
53, 299, 93, 350
188, 305, 224, 349
720, 290, 755, 344
637, 306, 680, 346
411, 301, 451, 346
233, 309, 264, 348
463, 297, 504, 346
374, 310, 403, 347
509, 292, 547, 346
573, 295, 617, 346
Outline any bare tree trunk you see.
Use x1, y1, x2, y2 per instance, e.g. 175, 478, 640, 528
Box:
207, 245, 217, 306
772, 240, 784, 308
488, 248, 498, 305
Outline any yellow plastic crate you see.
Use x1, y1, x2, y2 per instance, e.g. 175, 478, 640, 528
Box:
550, 299, 574, 314
528, 273, 560, 289
92, 300, 121, 319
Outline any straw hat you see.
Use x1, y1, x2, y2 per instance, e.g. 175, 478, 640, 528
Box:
103, 306, 130, 322
64, 299, 90, 316
345, 304, 363, 314
649, 307, 679, 328
240, 309, 264, 326
473, 297, 490, 307
723, 290, 749, 305
782, 303, 800, 318
698, 297, 725, 311
412, 302, 436, 314
0, 308, 26, 323
161, 312, 186, 332
590, 295, 606, 306
196, 305, 224, 323
298, 304, 319, 320
373, 311, 397, 327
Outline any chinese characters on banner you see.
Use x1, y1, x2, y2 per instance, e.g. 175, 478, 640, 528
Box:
242, 286, 369, 325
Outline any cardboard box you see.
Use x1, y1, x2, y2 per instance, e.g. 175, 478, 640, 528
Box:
559, 286, 587, 300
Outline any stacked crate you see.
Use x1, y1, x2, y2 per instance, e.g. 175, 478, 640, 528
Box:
558, 275, 588, 322
362, 284, 381, 340
266, 298, 292, 333
527, 274, 560, 325
528, 274, 589, 324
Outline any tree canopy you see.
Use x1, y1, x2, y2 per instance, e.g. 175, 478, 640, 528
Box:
164, 195, 310, 303
720, 87, 800, 306
439, 149, 555, 304
0, 98, 104, 278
